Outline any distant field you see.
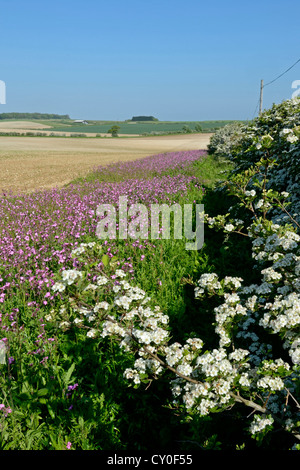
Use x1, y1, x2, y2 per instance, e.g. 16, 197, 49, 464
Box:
42, 119, 241, 135
0, 120, 52, 129
0, 133, 212, 194
0, 118, 243, 136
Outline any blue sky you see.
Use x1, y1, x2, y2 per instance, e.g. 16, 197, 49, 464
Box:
1, 0, 300, 121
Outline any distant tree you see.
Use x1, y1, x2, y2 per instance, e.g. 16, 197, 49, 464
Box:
108, 125, 120, 137
195, 123, 202, 132
182, 125, 192, 133
130, 116, 159, 122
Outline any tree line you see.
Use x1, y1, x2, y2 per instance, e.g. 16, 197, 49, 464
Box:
129, 116, 159, 121
0, 112, 70, 120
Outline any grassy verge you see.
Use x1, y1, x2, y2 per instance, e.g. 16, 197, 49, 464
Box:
1, 151, 251, 451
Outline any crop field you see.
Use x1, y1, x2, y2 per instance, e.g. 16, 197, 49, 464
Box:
0, 121, 52, 130
0, 118, 242, 136
44, 120, 240, 135
0, 133, 212, 194
0, 99, 299, 452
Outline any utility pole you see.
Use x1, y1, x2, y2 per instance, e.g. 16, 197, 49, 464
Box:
259, 79, 264, 115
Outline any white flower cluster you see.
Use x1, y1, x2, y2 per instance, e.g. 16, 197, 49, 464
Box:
124, 357, 163, 385
255, 199, 272, 212
249, 414, 274, 435
101, 317, 127, 340
280, 128, 299, 144
240, 221, 300, 367
94, 301, 110, 312
71, 241, 96, 257
260, 293, 300, 332
169, 347, 250, 414
257, 376, 285, 391
204, 213, 244, 234
114, 283, 146, 310
52, 281, 66, 293
98, 282, 171, 385
261, 267, 282, 282
259, 292, 300, 365
224, 276, 243, 290
62, 269, 83, 285
194, 273, 222, 297
163, 338, 203, 374
214, 292, 248, 347
96, 275, 108, 286
52, 269, 83, 292
224, 223, 235, 232
245, 190, 256, 197
289, 338, 300, 365
259, 358, 290, 373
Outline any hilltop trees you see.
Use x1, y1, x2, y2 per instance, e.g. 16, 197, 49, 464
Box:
130, 116, 159, 122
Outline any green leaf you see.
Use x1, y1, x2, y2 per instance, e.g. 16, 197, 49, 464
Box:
63, 363, 75, 387
101, 254, 110, 266
37, 388, 49, 397
19, 392, 32, 401
101, 255, 109, 266
47, 403, 55, 419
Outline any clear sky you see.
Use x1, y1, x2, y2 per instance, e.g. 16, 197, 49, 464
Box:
1, 0, 300, 121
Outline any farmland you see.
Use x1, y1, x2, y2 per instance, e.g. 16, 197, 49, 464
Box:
0, 133, 212, 194
0, 117, 243, 137
0, 99, 299, 451
42, 119, 241, 135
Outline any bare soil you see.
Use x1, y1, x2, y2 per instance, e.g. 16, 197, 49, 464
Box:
0, 133, 212, 194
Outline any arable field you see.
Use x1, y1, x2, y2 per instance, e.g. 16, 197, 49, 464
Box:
44, 120, 240, 135
0, 116, 243, 136
0, 121, 52, 130
0, 133, 212, 194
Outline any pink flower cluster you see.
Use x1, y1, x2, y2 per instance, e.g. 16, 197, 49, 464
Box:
91, 150, 207, 180
0, 404, 12, 417
0, 150, 206, 306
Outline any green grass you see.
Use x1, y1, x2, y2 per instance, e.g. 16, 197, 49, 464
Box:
46, 120, 244, 135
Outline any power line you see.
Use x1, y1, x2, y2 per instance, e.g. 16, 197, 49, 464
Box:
252, 57, 300, 118
263, 57, 300, 88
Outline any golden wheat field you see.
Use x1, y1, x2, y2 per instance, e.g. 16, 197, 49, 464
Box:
0, 120, 53, 130
0, 133, 212, 194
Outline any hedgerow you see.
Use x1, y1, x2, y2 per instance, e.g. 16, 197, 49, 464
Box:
207, 122, 244, 158
224, 98, 300, 225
